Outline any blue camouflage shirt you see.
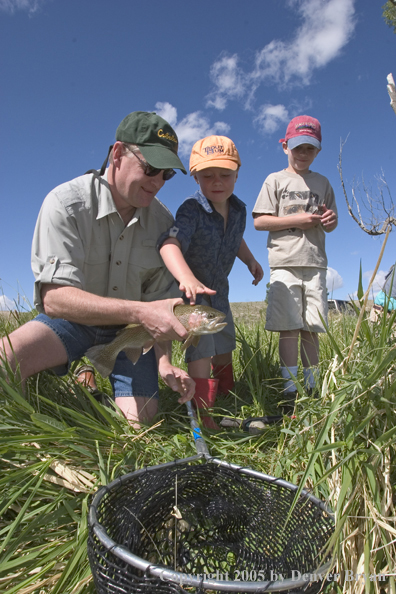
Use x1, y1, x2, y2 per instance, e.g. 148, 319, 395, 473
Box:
158, 190, 246, 313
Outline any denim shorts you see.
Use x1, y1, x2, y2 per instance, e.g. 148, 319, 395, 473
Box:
34, 314, 159, 399
184, 305, 236, 363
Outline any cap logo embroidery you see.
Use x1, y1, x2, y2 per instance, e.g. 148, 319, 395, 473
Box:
203, 144, 224, 155
158, 129, 177, 144
295, 122, 316, 133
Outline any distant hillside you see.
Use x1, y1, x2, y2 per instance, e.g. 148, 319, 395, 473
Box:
230, 301, 266, 325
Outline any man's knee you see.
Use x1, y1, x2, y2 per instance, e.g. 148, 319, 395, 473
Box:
115, 396, 158, 427
0, 321, 68, 380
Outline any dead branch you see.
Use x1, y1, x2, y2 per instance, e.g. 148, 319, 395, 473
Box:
338, 138, 396, 235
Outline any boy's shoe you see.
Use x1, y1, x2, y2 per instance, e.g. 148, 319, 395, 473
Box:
220, 415, 283, 431
278, 391, 297, 416
306, 387, 319, 398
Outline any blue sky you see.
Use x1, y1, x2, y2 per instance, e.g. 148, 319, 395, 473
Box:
1, 0, 396, 310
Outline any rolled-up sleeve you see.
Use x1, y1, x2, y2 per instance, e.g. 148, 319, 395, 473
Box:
32, 191, 86, 312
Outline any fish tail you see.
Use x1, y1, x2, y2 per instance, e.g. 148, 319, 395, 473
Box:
85, 344, 117, 378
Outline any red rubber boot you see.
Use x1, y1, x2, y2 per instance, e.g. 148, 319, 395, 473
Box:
192, 378, 220, 430
211, 363, 234, 395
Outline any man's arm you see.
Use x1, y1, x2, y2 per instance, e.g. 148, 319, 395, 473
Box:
41, 284, 189, 342
159, 238, 216, 305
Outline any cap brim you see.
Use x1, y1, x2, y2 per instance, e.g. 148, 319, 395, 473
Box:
287, 136, 321, 150
139, 145, 187, 174
190, 159, 240, 175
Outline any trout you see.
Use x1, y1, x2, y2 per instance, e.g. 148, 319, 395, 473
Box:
85, 304, 227, 377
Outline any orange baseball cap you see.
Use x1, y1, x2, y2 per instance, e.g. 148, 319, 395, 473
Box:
189, 135, 241, 174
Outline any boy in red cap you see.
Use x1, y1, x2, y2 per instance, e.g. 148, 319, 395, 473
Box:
253, 116, 338, 412
159, 135, 263, 429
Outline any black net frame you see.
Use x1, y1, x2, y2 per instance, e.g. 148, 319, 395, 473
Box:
88, 454, 334, 594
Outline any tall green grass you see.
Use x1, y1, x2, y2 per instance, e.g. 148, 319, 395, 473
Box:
1, 296, 396, 593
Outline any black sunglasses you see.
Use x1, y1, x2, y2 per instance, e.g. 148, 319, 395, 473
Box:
127, 147, 176, 181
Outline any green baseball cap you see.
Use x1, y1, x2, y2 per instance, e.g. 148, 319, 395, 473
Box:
116, 111, 187, 174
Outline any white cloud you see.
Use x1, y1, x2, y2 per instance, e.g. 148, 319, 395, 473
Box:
206, 54, 247, 111
0, 0, 46, 13
154, 102, 178, 128
363, 269, 386, 296
254, 104, 290, 135
326, 267, 344, 294
206, 0, 356, 111
0, 295, 15, 311
155, 102, 230, 157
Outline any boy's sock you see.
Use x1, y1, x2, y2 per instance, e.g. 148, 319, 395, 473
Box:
280, 366, 298, 393
303, 366, 320, 393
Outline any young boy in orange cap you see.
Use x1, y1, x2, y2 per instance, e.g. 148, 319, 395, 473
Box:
159, 135, 263, 429
253, 115, 338, 412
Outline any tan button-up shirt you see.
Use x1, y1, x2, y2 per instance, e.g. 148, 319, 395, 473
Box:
32, 171, 179, 313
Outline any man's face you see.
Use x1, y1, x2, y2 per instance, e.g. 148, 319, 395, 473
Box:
112, 143, 166, 211
194, 167, 238, 204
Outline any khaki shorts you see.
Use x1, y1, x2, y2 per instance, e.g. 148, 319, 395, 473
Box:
266, 267, 328, 333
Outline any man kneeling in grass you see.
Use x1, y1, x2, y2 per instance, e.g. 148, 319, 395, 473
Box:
0, 111, 195, 427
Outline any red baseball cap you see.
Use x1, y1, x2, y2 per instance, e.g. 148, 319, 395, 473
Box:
279, 115, 322, 150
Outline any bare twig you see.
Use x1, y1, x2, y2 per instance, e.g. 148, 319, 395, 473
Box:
338, 139, 396, 235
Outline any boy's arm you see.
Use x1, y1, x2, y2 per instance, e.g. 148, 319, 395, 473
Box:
253, 212, 323, 231
159, 238, 216, 305
237, 238, 264, 286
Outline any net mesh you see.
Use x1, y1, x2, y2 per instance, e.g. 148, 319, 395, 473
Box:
88, 460, 333, 594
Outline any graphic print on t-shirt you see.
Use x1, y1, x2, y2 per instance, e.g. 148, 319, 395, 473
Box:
281, 190, 322, 216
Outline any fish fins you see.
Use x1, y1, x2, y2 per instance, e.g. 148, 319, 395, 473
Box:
123, 341, 155, 365
180, 334, 201, 352
85, 344, 116, 378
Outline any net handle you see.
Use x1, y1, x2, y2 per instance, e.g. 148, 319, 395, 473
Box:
185, 400, 211, 457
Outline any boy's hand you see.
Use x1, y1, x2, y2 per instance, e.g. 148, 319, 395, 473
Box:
320, 205, 338, 231
247, 259, 264, 286
178, 274, 216, 305
294, 212, 323, 229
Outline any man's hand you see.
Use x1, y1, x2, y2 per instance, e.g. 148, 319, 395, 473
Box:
139, 298, 190, 342
158, 360, 196, 403
178, 274, 216, 305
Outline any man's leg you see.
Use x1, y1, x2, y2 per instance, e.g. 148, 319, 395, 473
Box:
110, 350, 159, 428
0, 320, 68, 380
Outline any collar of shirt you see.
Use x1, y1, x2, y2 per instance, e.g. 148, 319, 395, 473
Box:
96, 170, 119, 221
96, 170, 146, 228
193, 189, 245, 213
